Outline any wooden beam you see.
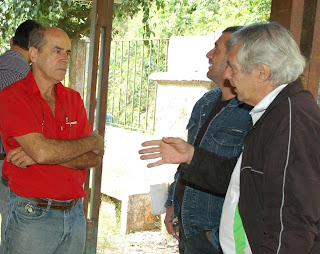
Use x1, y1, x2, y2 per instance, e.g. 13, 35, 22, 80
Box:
302, 0, 320, 97
270, 0, 320, 100
84, 0, 114, 253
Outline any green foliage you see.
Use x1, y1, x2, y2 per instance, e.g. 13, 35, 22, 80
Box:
110, 0, 271, 133
113, 0, 271, 39
0, 0, 91, 52
0, 0, 271, 133
0, 0, 271, 50
113, 0, 165, 38
216, 0, 271, 28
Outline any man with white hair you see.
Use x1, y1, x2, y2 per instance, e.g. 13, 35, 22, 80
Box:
139, 22, 320, 253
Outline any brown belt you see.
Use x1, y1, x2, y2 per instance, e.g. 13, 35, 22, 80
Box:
0, 154, 5, 160
23, 197, 79, 210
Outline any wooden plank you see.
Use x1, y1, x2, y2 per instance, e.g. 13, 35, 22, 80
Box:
270, 0, 293, 29
85, 0, 115, 253
303, 0, 320, 98
83, 0, 102, 223
84, 0, 103, 253
270, 0, 320, 99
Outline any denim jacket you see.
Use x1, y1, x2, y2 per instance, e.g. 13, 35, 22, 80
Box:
165, 88, 252, 250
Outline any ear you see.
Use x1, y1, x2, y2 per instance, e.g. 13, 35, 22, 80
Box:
29, 47, 38, 63
257, 64, 270, 83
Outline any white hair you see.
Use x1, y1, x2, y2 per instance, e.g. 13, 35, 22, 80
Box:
228, 22, 306, 86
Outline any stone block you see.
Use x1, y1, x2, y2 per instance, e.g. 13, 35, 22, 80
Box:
120, 193, 160, 234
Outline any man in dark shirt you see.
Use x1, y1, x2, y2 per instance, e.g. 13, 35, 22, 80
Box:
0, 20, 42, 249
164, 26, 252, 254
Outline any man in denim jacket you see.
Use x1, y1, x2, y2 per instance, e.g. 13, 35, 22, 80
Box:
164, 26, 252, 254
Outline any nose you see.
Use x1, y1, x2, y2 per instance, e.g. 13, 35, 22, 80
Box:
224, 65, 232, 80
206, 48, 214, 59
61, 52, 70, 63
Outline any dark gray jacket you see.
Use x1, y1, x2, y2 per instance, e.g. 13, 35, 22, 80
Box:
180, 80, 320, 254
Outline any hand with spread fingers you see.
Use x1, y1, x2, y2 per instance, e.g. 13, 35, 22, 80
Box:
139, 137, 194, 168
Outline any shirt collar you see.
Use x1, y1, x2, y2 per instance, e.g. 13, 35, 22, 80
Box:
250, 84, 288, 125
26, 70, 40, 96
55, 82, 67, 97
26, 70, 66, 97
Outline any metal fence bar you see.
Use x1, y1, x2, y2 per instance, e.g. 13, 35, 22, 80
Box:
131, 41, 138, 129
145, 40, 152, 130
111, 41, 117, 120
82, 38, 169, 133
118, 41, 124, 124
165, 39, 169, 71
157, 39, 160, 72
124, 41, 130, 126
138, 41, 144, 128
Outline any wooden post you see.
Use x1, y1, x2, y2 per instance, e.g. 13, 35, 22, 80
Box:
84, 0, 114, 253
270, 0, 320, 100
69, 39, 86, 97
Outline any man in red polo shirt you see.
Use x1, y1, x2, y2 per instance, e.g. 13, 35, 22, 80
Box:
0, 27, 104, 254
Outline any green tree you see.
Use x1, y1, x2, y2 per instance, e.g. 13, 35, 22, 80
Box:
0, 0, 92, 52
216, 0, 271, 28
0, 0, 271, 50
113, 0, 271, 39
0, 0, 271, 132
113, 0, 165, 38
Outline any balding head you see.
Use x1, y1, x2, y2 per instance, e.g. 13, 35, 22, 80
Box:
29, 27, 71, 85
29, 27, 70, 53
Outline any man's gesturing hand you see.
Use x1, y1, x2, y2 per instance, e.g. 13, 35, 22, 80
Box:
139, 137, 194, 168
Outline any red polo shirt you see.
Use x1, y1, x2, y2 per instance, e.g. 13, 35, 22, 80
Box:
0, 71, 92, 200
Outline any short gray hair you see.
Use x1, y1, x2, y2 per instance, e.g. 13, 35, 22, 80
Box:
228, 22, 305, 86
29, 27, 47, 52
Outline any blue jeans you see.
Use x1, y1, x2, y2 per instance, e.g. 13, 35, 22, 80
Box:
0, 160, 9, 250
179, 226, 222, 254
2, 191, 86, 254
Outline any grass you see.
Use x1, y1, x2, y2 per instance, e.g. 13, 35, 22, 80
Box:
96, 195, 122, 254
92, 194, 178, 254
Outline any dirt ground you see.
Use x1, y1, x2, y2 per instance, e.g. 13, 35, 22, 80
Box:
102, 230, 179, 254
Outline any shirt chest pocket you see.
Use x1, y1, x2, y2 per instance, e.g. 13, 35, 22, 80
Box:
56, 118, 79, 140
200, 127, 246, 157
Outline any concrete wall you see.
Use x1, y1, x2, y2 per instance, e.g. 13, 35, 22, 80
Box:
101, 126, 167, 199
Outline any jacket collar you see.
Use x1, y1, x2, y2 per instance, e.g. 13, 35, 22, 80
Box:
252, 79, 304, 127
204, 88, 244, 107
